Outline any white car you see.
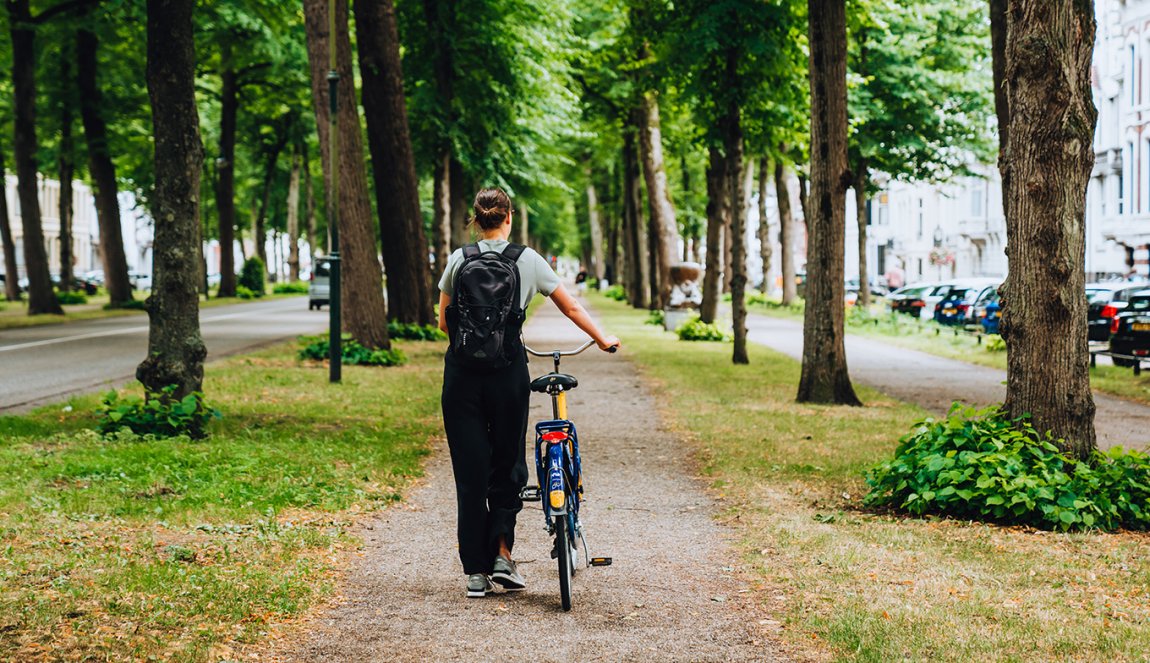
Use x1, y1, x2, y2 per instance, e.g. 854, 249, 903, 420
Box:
308, 259, 330, 310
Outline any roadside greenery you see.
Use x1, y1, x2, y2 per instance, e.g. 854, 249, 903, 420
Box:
676, 316, 729, 342
96, 385, 219, 439
238, 257, 266, 297
273, 281, 310, 294
387, 321, 447, 341
298, 334, 406, 366
55, 291, 88, 305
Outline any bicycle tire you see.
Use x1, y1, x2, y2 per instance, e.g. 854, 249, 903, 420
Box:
556, 515, 573, 611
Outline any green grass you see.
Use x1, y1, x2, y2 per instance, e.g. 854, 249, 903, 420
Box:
0, 292, 304, 330
0, 339, 444, 660
589, 293, 1150, 662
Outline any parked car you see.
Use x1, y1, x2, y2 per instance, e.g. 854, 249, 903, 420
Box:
933, 287, 980, 326
885, 284, 933, 316
1108, 291, 1150, 366
982, 299, 1002, 335
921, 278, 999, 322
964, 283, 1002, 327
129, 271, 152, 291
1087, 282, 1150, 342
309, 259, 330, 310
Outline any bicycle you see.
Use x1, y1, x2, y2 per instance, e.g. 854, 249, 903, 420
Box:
521, 339, 614, 611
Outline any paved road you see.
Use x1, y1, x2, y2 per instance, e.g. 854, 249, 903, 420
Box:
745, 313, 1150, 451
0, 297, 325, 413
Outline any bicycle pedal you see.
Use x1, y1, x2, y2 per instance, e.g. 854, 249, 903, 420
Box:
520, 486, 542, 502
589, 557, 612, 567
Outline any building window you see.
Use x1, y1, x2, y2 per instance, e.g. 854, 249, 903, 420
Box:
971, 188, 983, 217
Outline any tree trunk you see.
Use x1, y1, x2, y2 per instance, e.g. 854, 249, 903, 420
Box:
637, 92, 678, 310
254, 126, 289, 272
797, 172, 810, 223
622, 129, 649, 309
700, 147, 727, 324
449, 157, 469, 248
287, 146, 301, 282
758, 157, 772, 294
58, 90, 75, 293
1000, 0, 1097, 457
8, 0, 62, 315
304, 0, 391, 348
303, 140, 318, 261
0, 150, 20, 301
855, 160, 870, 308
355, 0, 435, 325
777, 161, 797, 305
724, 104, 748, 365
137, 0, 206, 399
991, 0, 1009, 175
586, 176, 604, 281
798, 0, 860, 406
77, 29, 133, 306
517, 203, 529, 246
214, 56, 239, 297
431, 151, 451, 274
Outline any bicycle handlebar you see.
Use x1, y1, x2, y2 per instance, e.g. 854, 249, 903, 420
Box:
524, 339, 597, 357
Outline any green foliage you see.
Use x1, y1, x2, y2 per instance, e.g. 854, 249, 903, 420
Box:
235, 285, 257, 300
676, 316, 729, 342
645, 309, 665, 326
273, 281, 309, 294
239, 257, 266, 296
298, 334, 407, 367
55, 290, 88, 305
985, 335, 1006, 353
106, 299, 147, 311
387, 321, 447, 341
96, 385, 219, 440
865, 405, 1150, 532
604, 284, 627, 301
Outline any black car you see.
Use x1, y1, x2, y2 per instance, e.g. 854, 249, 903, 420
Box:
886, 284, 932, 317
1109, 292, 1150, 366
933, 287, 978, 326
1087, 282, 1150, 342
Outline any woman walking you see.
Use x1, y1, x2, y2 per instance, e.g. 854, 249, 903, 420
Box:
438, 187, 619, 598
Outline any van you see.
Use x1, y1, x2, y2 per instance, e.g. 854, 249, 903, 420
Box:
308, 259, 330, 310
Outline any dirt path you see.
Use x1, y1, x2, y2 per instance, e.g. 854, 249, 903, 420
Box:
745, 312, 1149, 450
263, 300, 786, 662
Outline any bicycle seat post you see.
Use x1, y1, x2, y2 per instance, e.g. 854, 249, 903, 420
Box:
552, 351, 561, 374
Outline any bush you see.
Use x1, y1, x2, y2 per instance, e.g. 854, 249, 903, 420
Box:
603, 284, 626, 301
985, 335, 1006, 353
238, 257, 265, 297
746, 291, 769, 306
676, 316, 729, 342
56, 290, 88, 305
236, 285, 257, 299
273, 281, 309, 294
298, 334, 406, 366
864, 404, 1150, 532
645, 309, 665, 327
96, 384, 219, 439
388, 321, 447, 341
105, 299, 146, 311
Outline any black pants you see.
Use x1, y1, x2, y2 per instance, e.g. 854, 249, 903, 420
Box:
441, 352, 531, 575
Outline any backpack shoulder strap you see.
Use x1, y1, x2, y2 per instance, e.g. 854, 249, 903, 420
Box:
462, 244, 482, 259
501, 243, 526, 262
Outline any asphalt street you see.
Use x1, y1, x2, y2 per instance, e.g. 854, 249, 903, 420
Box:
0, 297, 326, 413
745, 312, 1150, 451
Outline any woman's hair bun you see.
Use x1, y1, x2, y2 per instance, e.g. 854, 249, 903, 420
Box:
471, 187, 513, 231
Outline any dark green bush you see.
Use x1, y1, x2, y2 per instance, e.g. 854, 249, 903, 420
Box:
238, 257, 265, 297
236, 285, 257, 299
645, 309, 665, 326
105, 299, 146, 311
387, 321, 446, 341
96, 385, 219, 439
273, 281, 309, 294
676, 316, 729, 342
603, 284, 626, 301
865, 405, 1150, 532
56, 290, 88, 305
985, 336, 1006, 353
298, 334, 406, 366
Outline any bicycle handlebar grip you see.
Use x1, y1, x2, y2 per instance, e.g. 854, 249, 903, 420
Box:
607, 345, 618, 353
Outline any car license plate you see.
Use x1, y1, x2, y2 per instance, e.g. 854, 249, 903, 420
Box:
944, 308, 956, 315
1134, 323, 1150, 332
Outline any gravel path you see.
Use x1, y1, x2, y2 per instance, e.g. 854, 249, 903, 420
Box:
745, 312, 1149, 450
263, 300, 786, 662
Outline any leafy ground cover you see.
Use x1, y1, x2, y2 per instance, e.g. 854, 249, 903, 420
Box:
0, 339, 444, 660
589, 293, 1150, 661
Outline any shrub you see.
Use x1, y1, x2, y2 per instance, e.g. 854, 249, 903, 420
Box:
238, 257, 265, 297
388, 321, 447, 341
56, 290, 88, 305
645, 309, 665, 326
984, 335, 1006, 353
864, 404, 1150, 532
105, 299, 146, 311
298, 334, 406, 366
273, 281, 309, 294
603, 284, 626, 301
96, 384, 219, 439
746, 291, 769, 307
236, 285, 257, 299
676, 316, 729, 342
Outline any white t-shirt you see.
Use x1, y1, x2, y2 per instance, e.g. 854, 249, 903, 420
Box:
437, 239, 562, 308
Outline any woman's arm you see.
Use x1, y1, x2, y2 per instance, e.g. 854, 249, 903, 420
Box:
548, 285, 620, 351
438, 291, 451, 334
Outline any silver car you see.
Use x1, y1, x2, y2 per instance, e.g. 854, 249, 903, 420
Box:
308, 259, 330, 310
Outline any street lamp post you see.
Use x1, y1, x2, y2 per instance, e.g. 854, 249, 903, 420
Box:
327, 0, 342, 383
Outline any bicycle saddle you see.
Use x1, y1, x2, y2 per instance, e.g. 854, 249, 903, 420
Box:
530, 373, 578, 393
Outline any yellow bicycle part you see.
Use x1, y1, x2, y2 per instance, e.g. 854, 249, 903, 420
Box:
549, 489, 565, 509
556, 390, 568, 420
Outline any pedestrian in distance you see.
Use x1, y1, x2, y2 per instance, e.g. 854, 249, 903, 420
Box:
437, 187, 620, 598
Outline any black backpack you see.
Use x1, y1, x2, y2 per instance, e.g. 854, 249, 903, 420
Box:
445, 243, 526, 370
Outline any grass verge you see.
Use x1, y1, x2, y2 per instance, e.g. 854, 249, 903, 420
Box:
589, 293, 1150, 661
0, 338, 444, 661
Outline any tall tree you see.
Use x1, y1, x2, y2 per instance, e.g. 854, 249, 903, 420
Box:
1000, 0, 1096, 457
622, 126, 649, 309
586, 174, 604, 281
136, 0, 206, 398
637, 91, 679, 310
776, 161, 797, 305
725, 101, 748, 364
56, 50, 75, 293
303, 0, 391, 349
757, 157, 772, 294
7, 0, 62, 315
213, 43, 240, 296
699, 147, 726, 324
286, 146, 302, 281
76, 28, 134, 306
0, 148, 19, 301
354, 0, 435, 325
797, 0, 860, 405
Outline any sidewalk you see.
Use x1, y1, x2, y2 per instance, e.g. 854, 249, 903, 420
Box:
265, 299, 784, 661
745, 312, 1150, 450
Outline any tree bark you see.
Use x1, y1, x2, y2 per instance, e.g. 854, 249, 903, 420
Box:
724, 103, 749, 365
303, 140, 318, 261
58, 86, 75, 292
700, 147, 727, 324
798, 0, 860, 406
137, 0, 206, 399
757, 157, 772, 294
304, 0, 391, 348
517, 203, 529, 246
0, 150, 20, 301
355, 0, 435, 325
637, 92, 678, 310
777, 161, 797, 305
586, 176, 604, 281
854, 161, 870, 308
287, 146, 302, 281
1000, 0, 1097, 457
449, 157, 469, 248
431, 151, 451, 273
76, 29, 133, 306
254, 123, 289, 272
214, 54, 239, 297
991, 0, 1009, 175
8, 0, 62, 315
622, 129, 649, 309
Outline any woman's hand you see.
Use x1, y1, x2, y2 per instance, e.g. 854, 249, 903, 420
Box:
597, 335, 621, 352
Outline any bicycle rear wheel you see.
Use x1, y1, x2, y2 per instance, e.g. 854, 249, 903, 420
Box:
555, 515, 573, 611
